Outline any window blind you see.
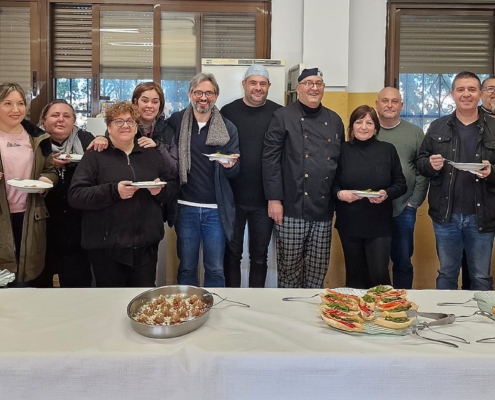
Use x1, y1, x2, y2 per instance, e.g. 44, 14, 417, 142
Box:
52, 5, 92, 79
0, 7, 31, 92
100, 10, 153, 80
201, 13, 256, 59
400, 14, 494, 74
161, 14, 197, 81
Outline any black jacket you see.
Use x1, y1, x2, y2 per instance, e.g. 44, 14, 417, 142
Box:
68, 138, 178, 249
263, 101, 345, 222
416, 109, 495, 232
45, 129, 94, 248
138, 117, 179, 225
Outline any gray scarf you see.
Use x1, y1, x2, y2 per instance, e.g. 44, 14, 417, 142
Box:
178, 104, 230, 185
46, 126, 85, 155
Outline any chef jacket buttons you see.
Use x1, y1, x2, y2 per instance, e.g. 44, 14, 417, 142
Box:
327, 157, 330, 161
301, 118, 305, 121
304, 192, 308, 196
321, 196, 325, 199
477, 203, 481, 207
438, 137, 441, 140
328, 139, 331, 142
305, 154, 309, 158
304, 173, 309, 178
325, 176, 329, 180
304, 135, 308, 139
325, 122, 328, 125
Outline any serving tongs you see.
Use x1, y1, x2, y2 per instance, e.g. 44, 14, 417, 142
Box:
437, 298, 485, 306
409, 311, 468, 348
281, 293, 319, 302
207, 293, 250, 308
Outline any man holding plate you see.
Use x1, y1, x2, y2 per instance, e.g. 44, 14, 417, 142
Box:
417, 71, 495, 290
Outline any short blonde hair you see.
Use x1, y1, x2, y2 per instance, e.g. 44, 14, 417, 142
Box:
104, 101, 141, 126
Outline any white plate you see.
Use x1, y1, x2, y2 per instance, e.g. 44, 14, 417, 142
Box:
202, 153, 237, 164
130, 181, 167, 188
448, 162, 486, 172
353, 191, 384, 198
57, 154, 83, 162
325, 287, 412, 336
474, 291, 495, 314
7, 179, 53, 193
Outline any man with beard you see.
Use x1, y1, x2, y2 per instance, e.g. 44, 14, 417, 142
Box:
263, 68, 344, 288
168, 73, 240, 287
221, 64, 282, 287
375, 87, 428, 289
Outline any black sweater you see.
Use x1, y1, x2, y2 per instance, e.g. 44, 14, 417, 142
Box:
68, 138, 178, 249
332, 136, 406, 238
221, 99, 281, 207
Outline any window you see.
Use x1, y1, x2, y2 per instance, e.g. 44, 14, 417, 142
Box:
386, 2, 495, 131
51, 1, 271, 120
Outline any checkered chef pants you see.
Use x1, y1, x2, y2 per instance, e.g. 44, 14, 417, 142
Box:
275, 216, 332, 288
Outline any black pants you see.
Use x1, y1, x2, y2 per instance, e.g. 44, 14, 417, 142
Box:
46, 244, 92, 288
340, 233, 391, 289
224, 204, 273, 288
88, 244, 158, 288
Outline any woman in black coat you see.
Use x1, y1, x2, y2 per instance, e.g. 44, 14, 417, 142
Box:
332, 105, 407, 289
42, 100, 108, 287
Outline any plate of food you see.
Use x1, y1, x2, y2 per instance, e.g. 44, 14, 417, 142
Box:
202, 153, 237, 164
130, 181, 167, 188
7, 179, 53, 193
447, 162, 486, 172
353, 190, 384, 198
57, 153, 83, 162
319, 285, 417, 335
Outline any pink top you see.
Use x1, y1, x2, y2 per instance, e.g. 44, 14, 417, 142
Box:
0, 129, 34, 213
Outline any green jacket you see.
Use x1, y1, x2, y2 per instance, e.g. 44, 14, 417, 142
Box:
0, 119, 58, 282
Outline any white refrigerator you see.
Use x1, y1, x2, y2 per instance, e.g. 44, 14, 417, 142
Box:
201, 58, 286, 288
201, 58, 286, 109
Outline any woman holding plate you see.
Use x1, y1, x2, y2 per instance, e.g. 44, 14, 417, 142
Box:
68, 101, 178, 287
40, 99, 108, 287
332, 105, 406, 289
0, 82, 58, 287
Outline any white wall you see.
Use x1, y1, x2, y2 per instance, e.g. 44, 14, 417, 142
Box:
271, 0, 387, 91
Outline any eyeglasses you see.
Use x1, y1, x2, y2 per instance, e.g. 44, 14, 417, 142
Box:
192, 90, 216, 99
483, 86, 495, 94
111, 119, 137, 128
300, 81, 324, 89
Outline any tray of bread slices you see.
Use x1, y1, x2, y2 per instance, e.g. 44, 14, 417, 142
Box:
319, 285, 418, 335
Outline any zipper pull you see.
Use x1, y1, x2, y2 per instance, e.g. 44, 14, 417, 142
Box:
127, 155, 130, 166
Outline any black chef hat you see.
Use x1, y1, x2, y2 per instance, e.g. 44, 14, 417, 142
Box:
297, 68, 323, 82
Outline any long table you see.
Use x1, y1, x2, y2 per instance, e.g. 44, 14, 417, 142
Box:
0, 288, 494, 399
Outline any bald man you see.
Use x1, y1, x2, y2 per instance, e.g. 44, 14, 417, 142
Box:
375, 87, 428, 289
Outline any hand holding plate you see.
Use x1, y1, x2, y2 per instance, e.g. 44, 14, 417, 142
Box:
38, 176, 53, 194
218, 153, 239, 169
368, 190, 387, 204
118, 180, 139, 199
53, 152, 70, 169
147, 178, 164, 196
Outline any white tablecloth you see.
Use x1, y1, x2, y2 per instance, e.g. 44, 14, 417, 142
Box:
0, 288, 494, 399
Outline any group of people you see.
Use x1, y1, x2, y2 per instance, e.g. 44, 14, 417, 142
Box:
1, 67, 494, 291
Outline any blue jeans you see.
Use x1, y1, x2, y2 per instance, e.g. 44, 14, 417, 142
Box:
433, 214, 494, 290
390, 206, 417, 289
175, 204, 226, 287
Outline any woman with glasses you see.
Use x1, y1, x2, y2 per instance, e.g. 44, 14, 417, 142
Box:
68, 101, 178, 287
40, 99, 108, 287
0, 82, 58, 287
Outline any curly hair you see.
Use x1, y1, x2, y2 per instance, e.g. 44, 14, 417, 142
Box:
104, 101, 141, 126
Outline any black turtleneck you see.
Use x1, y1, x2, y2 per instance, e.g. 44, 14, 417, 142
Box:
332, 136, 406, 237
299, 101, 321, 115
